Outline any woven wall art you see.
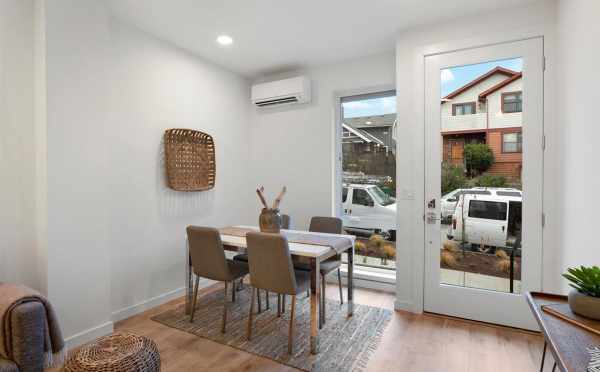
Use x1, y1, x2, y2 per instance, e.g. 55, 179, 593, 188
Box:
164, 128, 215, 191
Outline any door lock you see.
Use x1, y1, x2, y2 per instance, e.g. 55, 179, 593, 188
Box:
428, 198, 436, 209
426, 211, 440, 224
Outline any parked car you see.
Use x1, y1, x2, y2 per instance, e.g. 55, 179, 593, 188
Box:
447, 192, 522, 249
342, 184, 396, 241
441, 187, 522, 222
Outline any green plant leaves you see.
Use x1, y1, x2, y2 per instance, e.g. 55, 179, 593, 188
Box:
562, 266, 600, 297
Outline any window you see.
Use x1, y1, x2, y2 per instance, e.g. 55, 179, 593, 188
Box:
352, 188, 373, 206
502, 132, 522, 153
502, 91, 522, 113
468, 200, 507, 220
452, 102, 476, 116
342, 187, 348, 203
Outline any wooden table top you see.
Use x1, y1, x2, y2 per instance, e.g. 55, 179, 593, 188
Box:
219, 225, 355, 259
526, 292, 600, 371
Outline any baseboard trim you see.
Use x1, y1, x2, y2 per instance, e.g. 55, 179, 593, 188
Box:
394, 299, 416, 312
111, 279, 214, 323
65, 321, 113, 349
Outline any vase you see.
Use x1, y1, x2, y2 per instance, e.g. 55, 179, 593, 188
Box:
568, 289, 600, 320
259, 208, 282, 233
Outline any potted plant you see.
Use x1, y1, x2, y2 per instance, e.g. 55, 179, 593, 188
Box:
562, 266, 600, 320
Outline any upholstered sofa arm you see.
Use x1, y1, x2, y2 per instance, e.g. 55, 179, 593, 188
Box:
8, 302, 45, 372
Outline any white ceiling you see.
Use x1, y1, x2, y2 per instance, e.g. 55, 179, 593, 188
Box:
106, 0, 537, 78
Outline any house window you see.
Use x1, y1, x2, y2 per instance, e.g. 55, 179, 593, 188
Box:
502, 91, 522, 113
502, 132, 522, 153
452, 102, 476, 116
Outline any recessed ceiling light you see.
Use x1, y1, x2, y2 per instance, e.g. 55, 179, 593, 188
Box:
365, 121, 372, 125
216, 35, 233, 46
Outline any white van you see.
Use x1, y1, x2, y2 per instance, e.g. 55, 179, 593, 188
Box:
447, 192, 522, 249
441, 187, 522, 222
342, 184, 396, 240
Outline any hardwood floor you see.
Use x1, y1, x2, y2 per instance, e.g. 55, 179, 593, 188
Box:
109, 284, 551, 371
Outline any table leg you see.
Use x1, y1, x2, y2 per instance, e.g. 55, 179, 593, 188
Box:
540, 341, 546, 372
347, 244, 354, 317
185, 238, 192, 315
310, 257, 320, 354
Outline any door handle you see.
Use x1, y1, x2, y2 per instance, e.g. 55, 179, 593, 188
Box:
502, 226, 505, 232
349, 209, 352, 214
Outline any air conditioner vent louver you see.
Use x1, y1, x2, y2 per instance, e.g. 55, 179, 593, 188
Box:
251, 76, 311, 107
256, 97, 299, 106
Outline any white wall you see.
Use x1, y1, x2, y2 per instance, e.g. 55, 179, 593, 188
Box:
44, 0, 114, 342
107, 19, 254, 320
40, 0, 254, 345
0, 0, 39, 290
555, 0, 600, 287
394, 0, 558, 312
250, 53, 395, 230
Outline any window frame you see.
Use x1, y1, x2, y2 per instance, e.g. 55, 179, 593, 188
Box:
452, 102, 476, 116
501, 91, 522, 113
502, 131, 523, 153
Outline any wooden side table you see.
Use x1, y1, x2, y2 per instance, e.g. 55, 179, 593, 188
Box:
526, 292, 600, 372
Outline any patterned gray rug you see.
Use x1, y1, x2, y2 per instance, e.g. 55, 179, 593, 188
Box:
151, 287, 391, 371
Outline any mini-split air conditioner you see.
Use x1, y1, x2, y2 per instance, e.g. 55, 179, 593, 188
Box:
251, 76, 311, 107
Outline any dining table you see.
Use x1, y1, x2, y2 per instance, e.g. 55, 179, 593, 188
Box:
184, 225, 356, 354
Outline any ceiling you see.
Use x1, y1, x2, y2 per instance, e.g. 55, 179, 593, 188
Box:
106, 0, 537, 78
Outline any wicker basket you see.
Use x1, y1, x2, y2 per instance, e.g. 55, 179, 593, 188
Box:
63, 333, 160, 372
164, 128, 216, 191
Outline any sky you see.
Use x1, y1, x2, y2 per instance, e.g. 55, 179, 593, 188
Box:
342, 57, 522, 118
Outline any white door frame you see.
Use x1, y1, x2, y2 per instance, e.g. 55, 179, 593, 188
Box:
394, 23, 553, 315
423, 38, 544, 329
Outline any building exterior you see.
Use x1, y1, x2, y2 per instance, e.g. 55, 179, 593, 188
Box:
341, 113, 396, 185
441, 67, 523, 180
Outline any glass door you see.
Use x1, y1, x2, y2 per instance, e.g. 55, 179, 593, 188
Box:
424, 38, 543, 329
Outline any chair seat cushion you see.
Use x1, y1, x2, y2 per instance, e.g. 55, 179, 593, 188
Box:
293, 257, 341, 275
226, 260, 249, 280
232, 253, 248, 262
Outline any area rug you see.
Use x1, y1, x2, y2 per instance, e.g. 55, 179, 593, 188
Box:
151, 287, 391, 371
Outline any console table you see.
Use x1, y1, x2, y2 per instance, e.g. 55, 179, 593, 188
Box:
526, 292, 600, 372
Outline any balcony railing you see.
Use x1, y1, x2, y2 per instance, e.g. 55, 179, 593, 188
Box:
442, 113, 487, 132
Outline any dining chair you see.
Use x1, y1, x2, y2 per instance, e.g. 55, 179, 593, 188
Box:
245, 231, 310, 354
186, 226, 249, 332
295, 216, 344, 329
232, 214, 291, 310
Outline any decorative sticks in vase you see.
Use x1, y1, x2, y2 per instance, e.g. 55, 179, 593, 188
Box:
256, 186, 286, 233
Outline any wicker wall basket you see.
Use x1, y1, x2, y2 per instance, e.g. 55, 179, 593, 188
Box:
164, 128, 216, 191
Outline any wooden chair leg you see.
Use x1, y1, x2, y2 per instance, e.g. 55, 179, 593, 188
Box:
337, 268, 343, 305
277, 294, 281, 317
247, 287, 256, 340
266, 290, 270, 310
190, 275, 200, 323
222, 282, 229, 333
282, 295, 286, 314
320, 273, 326, 328
258, 289, 262, 312
288, 295, 296, 354
232, 280, 236, 302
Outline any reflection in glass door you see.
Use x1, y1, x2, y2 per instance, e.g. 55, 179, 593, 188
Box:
424, 39, 544, 329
